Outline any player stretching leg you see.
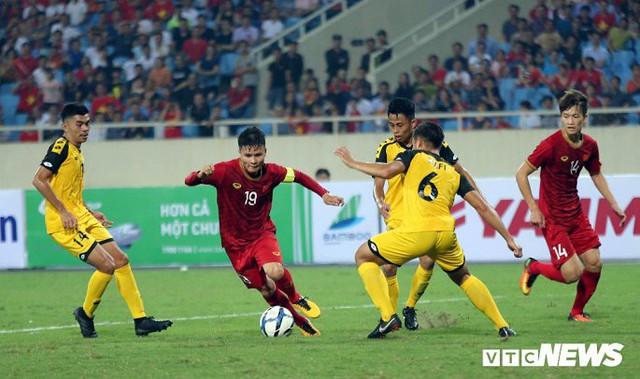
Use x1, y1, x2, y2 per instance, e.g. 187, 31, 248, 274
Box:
516, 90, 626, 322
337, 122, 522, 339
33, 103, 172, 338
374, 98, 482, 330
185, 126, 344, 336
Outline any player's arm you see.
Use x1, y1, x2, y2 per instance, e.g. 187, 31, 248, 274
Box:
462, 184, 522, 258
515, 160, 545, 228
283, 167, 344, 206
185, 164, 215, 186
334, 146, 405, 179
32, 166, 78, 230
590, 172, 626, 227
453, 162, 485, 200
373, 177, 390, 218
83, 201, 113, 228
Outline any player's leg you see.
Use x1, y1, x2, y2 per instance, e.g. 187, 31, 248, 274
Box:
51, 226, 114, 338
569, 248, 601, 321
100, 240, 173, 335
403, 255, 436, 330
520, 224, 581, 295
257, 276, 320, 336
255, 233, 321, 318
438, 232, 513, 339
381, 264, 400, 314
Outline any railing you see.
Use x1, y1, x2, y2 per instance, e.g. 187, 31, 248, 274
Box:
2, 106, 639, 143
250, 0, 362, 66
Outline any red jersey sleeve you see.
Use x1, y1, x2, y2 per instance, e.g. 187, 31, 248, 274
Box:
585, 140, 602, 175
527, 138, 553, 169
184, 162, 228, 187
268, 163, 328, 197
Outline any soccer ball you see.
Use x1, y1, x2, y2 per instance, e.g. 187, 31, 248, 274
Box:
259, 306, 294, 337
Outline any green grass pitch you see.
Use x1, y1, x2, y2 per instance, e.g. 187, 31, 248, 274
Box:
0, 263, 638, 378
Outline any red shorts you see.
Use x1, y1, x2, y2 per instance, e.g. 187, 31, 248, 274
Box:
542, 213, 601, 268
226, 233, 284, 289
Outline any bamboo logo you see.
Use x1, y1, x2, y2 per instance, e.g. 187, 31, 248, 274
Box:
329, 195, 364, 229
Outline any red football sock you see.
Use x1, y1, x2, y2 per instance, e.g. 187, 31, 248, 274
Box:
530, 260, 565, 283
570, 270, 601, 316
264, 289, 306, 325
275, 268, 302, 303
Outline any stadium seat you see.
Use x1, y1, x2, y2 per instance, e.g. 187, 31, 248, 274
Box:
627, 112, 639, 126
513, 87, 535, 111
0, 83, 18, 96
498, 78, 515, 111
440, 119, 459, 131
219, 53, 239, 78
0, 94, 20, 124
612, 50, 636, 69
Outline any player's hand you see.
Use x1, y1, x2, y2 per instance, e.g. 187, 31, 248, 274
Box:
377, 201, 391, 218
529, 208, 545, 228
333, 146, 355, 168
92, 211, 114, 228
197, 164, 214, 179
612, 205, 627, 227
60, 210, 78, 230
507, 239, 523, 258
323, 193, 344, 206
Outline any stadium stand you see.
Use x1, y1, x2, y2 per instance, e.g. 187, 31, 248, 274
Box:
0, 0, 638, 141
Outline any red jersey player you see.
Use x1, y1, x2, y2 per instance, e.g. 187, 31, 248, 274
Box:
185, 126, 344, 336
516, 89, 627, 322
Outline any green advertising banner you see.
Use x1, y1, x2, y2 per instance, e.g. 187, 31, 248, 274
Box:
26, 185, 306, 268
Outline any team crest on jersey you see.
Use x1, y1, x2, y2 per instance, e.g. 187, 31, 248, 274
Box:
561, 156, 569, 162
583, 154, 590, 161
233, 183, 242, 189
272, 251, 281, 256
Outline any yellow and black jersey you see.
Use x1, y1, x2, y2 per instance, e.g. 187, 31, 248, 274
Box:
375, 137, 459, 227
40, 137, 90, 234
394, 149, 474, 232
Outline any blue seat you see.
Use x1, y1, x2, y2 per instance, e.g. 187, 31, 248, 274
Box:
440, 119, 459, 131
498, 78, 515, 110
513, 87, 535, 110
219, 53, 239, 78
0, 83, 18, 96
612, 50, 636, 69
1, 94, 20, 124
534, 86, 553, 105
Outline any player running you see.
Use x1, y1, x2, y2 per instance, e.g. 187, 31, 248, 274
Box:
32, 103, 172, 338
374, 98, 482, 330
516, 89, 626, 322
336, 121, 522, 339
185, 126, 344, 336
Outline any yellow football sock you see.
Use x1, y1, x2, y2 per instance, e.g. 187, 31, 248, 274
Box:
82, 270, 112, 318
358, 262, 394, 321
406, 265, 433, 308
386, 275, 399, 314
114, 264, 146, 319
460, 275, 508, 330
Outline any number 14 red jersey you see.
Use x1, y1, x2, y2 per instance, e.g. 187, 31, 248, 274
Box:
526, 130, 602, 225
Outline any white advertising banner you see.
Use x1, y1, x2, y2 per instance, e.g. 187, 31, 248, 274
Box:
311, 176, 640, 264
0, 190, 27, 269
311, 181, 381, 263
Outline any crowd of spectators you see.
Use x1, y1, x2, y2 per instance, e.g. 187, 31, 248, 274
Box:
1, 0, 639, 142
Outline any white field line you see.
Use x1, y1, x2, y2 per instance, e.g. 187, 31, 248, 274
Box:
0, 296, 504, 335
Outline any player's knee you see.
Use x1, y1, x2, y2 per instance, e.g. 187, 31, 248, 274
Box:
264, 264, 284, 281
564, 270, 582, 283
584, 258, 603, 272
115, 253, 129, 268
98, 261, 116, 275
419, 256, 435, 270
382, 264, 397, 277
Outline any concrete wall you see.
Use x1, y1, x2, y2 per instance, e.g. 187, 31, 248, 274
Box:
3, 127, 639, 190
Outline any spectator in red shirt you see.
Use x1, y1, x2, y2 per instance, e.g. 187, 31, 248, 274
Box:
13, 75, 42, 115
549, 62, 578, 97
576, 57, 608, 94
426, 54, 447, 89
13, 43, 39, 80
183, 28, 208, 64
516, 53, 545, 88
625, 63, 640, 94
227, 76, 252, 121
91, 83, 122, 116
144, 0, 174, 22
593, 0, 616, 36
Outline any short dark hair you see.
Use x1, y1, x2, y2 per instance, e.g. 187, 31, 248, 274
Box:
387, 98, 415, 120
558, 89, 588, 115
60, 103, 89, 122
412, 121, 443, 149
315, 168, 330, 178
238, 126, 266, 149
